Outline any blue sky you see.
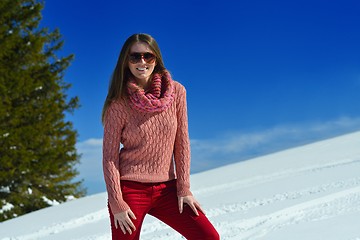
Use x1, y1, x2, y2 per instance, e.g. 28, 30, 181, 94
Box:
41, 0, 360, 194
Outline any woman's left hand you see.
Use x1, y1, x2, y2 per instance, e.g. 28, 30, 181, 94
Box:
178, 195, 205, 216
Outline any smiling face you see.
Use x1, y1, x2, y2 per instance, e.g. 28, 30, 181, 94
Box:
128, 42, 157, 85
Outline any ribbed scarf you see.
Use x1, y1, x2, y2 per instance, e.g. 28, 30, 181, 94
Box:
127, 71, 175, 113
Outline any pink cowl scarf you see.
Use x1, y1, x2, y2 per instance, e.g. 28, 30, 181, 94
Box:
127, 71, 175, 113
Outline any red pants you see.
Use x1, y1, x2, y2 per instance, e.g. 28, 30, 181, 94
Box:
108, 179, 220, 240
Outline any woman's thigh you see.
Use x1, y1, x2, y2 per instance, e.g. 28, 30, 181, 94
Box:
108, 181, 153, 240
148, 184, 219, 240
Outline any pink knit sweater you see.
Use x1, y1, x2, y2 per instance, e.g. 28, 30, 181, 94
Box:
103, 81, 192, 214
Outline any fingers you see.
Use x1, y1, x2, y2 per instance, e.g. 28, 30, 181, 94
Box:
128, 209, 137, 220
194, 200, 205, 214
188, 201, 199, 216
114, 210, 137, 235
178, 197, 184, 213
126, 210, 136, 232
119, 222, 126, 235
179, 196, 203, 216
115, 217, 119, 229
122, 220, 134, 235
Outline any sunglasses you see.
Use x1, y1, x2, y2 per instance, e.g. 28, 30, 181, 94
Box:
128, 52, 156, 64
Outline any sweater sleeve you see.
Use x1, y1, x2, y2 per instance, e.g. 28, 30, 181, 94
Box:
174, 84, 193, 197
102, 101, 130, 214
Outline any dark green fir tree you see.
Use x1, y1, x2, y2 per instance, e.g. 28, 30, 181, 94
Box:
0, 0, 86, 221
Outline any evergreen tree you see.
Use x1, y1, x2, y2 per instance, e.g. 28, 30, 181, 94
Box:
0, 0, 86, 221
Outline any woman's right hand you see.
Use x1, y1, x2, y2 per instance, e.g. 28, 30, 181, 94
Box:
114, 209, 137, 235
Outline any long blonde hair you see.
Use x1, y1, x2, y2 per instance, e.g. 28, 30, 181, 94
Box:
101, 33, 166, 124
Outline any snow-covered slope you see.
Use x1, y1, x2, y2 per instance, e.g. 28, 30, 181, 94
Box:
1, 131, 360, 240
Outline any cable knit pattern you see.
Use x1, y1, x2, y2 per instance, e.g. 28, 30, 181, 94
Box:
103, 80, 192, 214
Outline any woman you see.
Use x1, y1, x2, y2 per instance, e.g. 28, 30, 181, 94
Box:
102, 33, 219, 240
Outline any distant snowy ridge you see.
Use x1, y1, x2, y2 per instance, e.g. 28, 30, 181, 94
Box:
1, 131, 360, 240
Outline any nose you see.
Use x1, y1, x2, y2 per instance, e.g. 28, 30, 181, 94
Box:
139, 57, 146, 63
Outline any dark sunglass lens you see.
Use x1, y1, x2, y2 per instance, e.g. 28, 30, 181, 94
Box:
129, 53, 142, 63
143, 53, 156, 63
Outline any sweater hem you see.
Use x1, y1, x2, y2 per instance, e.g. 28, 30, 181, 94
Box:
120, 174, 176, 183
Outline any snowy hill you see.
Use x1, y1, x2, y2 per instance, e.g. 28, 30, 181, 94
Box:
1, 131, 360, 240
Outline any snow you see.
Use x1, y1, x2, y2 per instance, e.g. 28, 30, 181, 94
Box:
2, 133, 9, 138
41, 196, 60, 206
1, 131, 360, 240
0, 203, 14, 214
0, 186, 10, 193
